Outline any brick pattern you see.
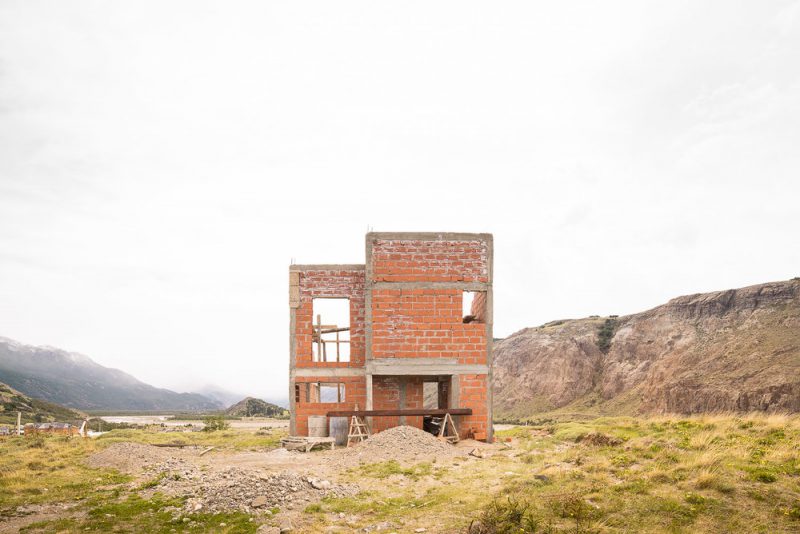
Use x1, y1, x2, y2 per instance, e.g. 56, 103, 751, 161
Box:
293, 376, 366, 437
294, 269, 365, 367
371, 239, 489, 283
458, 374, 489, 438
372, 376, 401, 432
403, 377, 424, 429
290, 235, 492, 441
372, 288, 486, 363
370, 377, 426, 432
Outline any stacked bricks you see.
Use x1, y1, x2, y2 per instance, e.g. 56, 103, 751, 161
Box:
294, 269, 365, 368
371, 377, 425, 431
290, 233, 493, 442
368, 237, 491, 440
459, 374, 489, 438
403, 377, 424, 429
371, 288, 486, 363
371, 240, 489, 283
372, 376, 401, 432
293, 376, 366, 436
292, 267, 365, 436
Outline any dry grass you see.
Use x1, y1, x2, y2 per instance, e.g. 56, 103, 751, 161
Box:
3, 415, 799, 533
304, 413, 800, 533
0, 426, 286, 533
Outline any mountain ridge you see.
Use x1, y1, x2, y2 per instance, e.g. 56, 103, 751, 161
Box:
0, 380, 86, 425
0, 337, 223, 412
492, 279, 800, 418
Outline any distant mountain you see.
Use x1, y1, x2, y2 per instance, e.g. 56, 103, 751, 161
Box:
493, 279, 800, 418
196, 385, 248, 408
0, 337, 223, 412
225, 397, 286, 418
0, 381, 85, 425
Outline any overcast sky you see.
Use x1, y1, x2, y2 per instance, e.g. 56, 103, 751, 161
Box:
1, 1, 798, 401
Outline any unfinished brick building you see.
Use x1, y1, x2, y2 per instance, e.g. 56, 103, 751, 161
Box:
288, 232, 493, 442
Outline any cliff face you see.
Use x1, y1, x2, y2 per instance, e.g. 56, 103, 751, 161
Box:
493, 279, 800, 417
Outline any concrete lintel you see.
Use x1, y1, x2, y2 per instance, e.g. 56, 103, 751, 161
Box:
291, 368, 366, 378
366, 232, 493, 243
367, 361, 489, 376
371, 281, 490, 291
372, 357, 458, 366
289, 264, 365, 272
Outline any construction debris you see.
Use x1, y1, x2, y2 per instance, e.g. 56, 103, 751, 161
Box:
280, 436, 335, 452
469, 448, 484, 458
339, 425, 461, 464
96, 447, 360, 515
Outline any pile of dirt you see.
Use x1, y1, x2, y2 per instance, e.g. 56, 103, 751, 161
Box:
337, 425, 462, 465
86, 442, 198, 473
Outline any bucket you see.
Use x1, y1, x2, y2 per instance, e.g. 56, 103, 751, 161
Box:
308, 415, 328, 437
329, 417, 348, 446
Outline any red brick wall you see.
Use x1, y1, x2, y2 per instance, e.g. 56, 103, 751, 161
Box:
371, 239, 489, 283
404, 377, 424, 429
372, 288, 486, 364
370, 377, 426, 432
294, 269, 365, 368
293, 376, 366, 436
372, 376, 401, 432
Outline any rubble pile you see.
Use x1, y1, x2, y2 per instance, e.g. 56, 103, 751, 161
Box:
339, 425, 462, 464
145, 461, 357, 514
88, 442, 358, 515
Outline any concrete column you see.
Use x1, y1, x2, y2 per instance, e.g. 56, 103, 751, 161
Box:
365, 373, 373, 430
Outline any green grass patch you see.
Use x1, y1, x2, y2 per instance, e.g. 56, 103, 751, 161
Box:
354, 460, 434, 480
21, 494, 256, 533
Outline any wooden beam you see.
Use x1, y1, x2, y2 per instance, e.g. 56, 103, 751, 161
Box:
325, 408, 472, 417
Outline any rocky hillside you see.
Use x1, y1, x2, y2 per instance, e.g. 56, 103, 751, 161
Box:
493, 279, 800, 418
0, 337, 223, 412
0, 381, 85, 425
225, 397, 286, 418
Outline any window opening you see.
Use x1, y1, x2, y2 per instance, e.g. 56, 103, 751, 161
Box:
462, 291, 487, 324
312, 298, 350, 362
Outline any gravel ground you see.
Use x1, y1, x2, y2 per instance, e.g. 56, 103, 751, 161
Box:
85, 442, 199, 473
87, 443, 358, 515
143, 459, 357, 515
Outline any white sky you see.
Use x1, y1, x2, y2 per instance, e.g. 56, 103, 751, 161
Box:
1, 1, 798, 401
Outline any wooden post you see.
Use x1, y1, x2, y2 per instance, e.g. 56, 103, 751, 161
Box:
17, 412, 22, 436
336, 330, 340, 362
316, 314, 322, 362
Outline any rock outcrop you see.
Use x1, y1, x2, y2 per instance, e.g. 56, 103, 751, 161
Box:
225, 397, 286, 418
493, 279, 800, 417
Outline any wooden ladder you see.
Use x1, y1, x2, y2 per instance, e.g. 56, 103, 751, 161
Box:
437, 412, 460, 443
347, 415, 370, 447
